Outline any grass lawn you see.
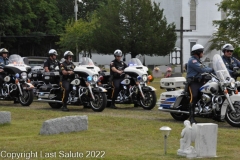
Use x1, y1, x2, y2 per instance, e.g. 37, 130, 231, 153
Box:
0, 78, 240, 160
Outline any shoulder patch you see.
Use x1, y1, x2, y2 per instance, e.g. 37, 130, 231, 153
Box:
110, 62, 114, 66
192, 60, 197, 63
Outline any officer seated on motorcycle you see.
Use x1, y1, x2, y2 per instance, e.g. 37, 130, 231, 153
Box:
110, 49, 127, 109
44, 49, 60, 72
221, 44, 240, 80
60, 51, 75, 112
186, 44, 213, 124
0, 48, 9, 96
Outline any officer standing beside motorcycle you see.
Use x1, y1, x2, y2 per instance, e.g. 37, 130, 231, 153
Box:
110, 49, 127, 109
44, 49, 60, 72
221, 44, 240, 80
60, 51, 75, 111
0, 48, 9, 95
187, 44, 213, 124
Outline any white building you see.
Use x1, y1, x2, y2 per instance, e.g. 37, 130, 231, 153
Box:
154, 0, 223, 64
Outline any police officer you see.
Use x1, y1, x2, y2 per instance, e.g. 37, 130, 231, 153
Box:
187, 44, 213, 124
110, 49, 127, 109
221, 44, 240, 80
0, 48, 9, 94
60, 51, 75, 111
44, 49, 60, 72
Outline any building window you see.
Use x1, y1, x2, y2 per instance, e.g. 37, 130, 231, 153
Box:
190, 0, 196, 30
190, 42, 196, 55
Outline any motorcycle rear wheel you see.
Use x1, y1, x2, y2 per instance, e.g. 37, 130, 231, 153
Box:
90, 92, 107, 112
19, 90, 34, 106
225, 103, 240, 127
140, 91, 156, 110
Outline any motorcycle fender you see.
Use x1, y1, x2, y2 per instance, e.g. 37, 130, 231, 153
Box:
142, 86, 156, 91
221, 99, 228, 119
22, 83, 35, 90
92, 87, 107, 93
229, 94, 240, 103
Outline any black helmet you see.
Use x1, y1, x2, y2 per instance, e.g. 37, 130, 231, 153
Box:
191, 44, 204, 55
222, 44, 234, 53
114, 49, 122, 57
0, 48, 9, 56
64, 51, 74, 59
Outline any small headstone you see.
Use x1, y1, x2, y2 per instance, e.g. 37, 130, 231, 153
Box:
40, 115, 88, 135
0, 111, 11, 124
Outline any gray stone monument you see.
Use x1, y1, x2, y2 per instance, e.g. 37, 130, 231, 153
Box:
0, 111, 11, 124
40, 115, 88, 135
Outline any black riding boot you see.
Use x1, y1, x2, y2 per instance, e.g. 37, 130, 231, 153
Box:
189, 103, 197, 124
110, 100, 118, 109
62, 103, 69, 112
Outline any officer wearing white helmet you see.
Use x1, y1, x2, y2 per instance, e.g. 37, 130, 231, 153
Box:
59, 51, 75, 111
0, 48, 9, 93
221, 44, 240, 80
43, 49, 60, 72
109, 49, 127, 109
186, 44, 213, 124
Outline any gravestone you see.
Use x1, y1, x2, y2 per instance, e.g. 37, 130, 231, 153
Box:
0, 111, 11, 124
40, 115, 88, 135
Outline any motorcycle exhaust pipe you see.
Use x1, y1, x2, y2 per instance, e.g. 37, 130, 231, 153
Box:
37, 98, 62, 103
159, 107, 189, 114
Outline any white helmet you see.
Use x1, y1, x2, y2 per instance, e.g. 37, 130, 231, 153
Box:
114, 49, 122, 57
64, 51, 74, 59
191, 44, 204, 55
222, 44, 234, 53
48, 49, 58, 56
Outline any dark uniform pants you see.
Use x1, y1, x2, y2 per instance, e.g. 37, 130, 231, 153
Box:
0, 74, 3, 89
61, 80, 71, 104
111, 78, 123, 100
188, 81, 204, 106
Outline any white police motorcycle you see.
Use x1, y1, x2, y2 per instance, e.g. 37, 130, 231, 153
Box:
100, 58, 156, 110
0, 54, 34, 106
37, 57, 107, 112
158, 54, 240, 127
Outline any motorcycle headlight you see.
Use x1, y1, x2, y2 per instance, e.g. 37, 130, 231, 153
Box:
21, 72, 27, 79
142, 75, 148, 82
229, 78, 236, 88
92, 75, 98, 82
28, 73, 32, 78
87, 76, 92, 82
15, 73, 20, 78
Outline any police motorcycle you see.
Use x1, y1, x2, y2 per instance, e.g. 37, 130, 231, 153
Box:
27, 65, 45, 96
100, 58, 156, 110
37, 57, 107, 112
0, 54, 34, 106
158, 54, 240, 127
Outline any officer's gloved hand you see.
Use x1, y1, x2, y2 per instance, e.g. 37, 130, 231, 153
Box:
233, 70, 240, 76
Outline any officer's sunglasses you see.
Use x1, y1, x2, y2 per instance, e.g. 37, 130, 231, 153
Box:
226, 50, 233, 53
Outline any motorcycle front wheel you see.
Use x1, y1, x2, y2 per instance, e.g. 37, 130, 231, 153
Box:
49, 103, 62, 109
90, 92, 107, 112
225, 103, 240, 127
170, 113, 189, 121
19, 90, 34, 106
140, 91, 157, 110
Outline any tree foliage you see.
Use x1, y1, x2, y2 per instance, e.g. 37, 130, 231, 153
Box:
92, 0, 177, 58
210, 0, 240, 56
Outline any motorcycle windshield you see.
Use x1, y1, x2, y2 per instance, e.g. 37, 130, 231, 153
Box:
128, 58, 143, 67
8, 54, 25, 66
212, 54, 232, 82
79, 57, 94, 66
